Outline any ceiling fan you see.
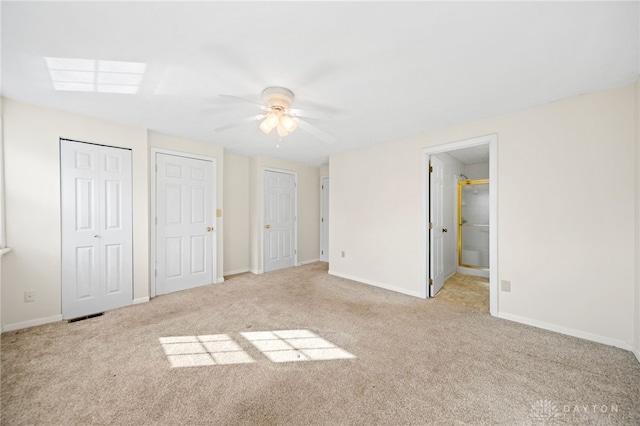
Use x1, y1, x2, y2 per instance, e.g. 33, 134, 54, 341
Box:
215, 87, 335, 144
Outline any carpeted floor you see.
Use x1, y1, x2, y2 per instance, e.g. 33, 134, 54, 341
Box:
1, 262, 639, 425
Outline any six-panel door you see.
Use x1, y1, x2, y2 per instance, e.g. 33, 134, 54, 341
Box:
155, 153, 214, 295
61, 140, 133, 319
263, 170, 296, 272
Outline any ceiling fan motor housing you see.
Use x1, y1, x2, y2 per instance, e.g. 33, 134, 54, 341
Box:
262, 87, 294, 109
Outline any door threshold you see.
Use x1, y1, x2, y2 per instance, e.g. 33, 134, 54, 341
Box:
68, 312, 104, 323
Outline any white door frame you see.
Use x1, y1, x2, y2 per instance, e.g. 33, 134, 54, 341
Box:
150, 148, 217, 297
262, 167, 298, 272
320, 175, 329, 262
421, 134, 498, 316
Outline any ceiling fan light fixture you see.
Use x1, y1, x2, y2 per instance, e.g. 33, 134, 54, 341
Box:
265, 111, 279, 128
277, 122, 290, 137
259, 118, 274, 134
280, 114, 297, 133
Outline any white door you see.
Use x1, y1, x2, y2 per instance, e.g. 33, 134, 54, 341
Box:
156, 153, 215, 295
320, 177, 329, 262
429, 156, 445, 296
264, 170, 296, 272
61, 140, 133, 319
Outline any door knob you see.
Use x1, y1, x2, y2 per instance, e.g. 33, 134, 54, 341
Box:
206, 227, 213, 232
265, 224, 271, 229
94, 234, 99, 238
442, 228, 448, 233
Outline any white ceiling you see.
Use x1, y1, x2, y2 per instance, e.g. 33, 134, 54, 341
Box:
446, 144, 490, 165
2, 1, 638, 166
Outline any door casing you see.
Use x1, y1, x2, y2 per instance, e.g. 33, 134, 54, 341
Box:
320, 176, 329, 262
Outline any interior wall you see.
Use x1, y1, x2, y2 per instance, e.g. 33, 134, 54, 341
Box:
249, 156, 321, 273
223, 153, 250, 275
330, 83, 637, 349
147, 131, 225, 283
433, 153, 463, 279
1, 98, 149, 330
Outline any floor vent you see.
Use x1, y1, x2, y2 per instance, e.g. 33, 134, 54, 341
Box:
68, 312, 104, 323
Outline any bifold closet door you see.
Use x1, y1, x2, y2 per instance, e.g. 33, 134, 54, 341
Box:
61, 140, 133, 319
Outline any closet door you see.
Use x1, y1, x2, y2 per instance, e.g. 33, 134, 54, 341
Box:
61, 140, 133, 319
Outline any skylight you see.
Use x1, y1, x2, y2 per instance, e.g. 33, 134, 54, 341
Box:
45, 57, 146, 94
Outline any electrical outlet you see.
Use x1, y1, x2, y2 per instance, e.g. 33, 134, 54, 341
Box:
341, 251, 345, 258
500, 280, 511, 292
24, 291, 36, 303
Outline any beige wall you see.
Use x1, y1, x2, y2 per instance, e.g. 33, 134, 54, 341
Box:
330, 83, 637, 349
223, 153, 250, 275
147, 131, 224, 283
249, 156, 321, 273
1, 99, 149, 330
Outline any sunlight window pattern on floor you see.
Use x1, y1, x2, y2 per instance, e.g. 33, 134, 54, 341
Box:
241, 329, 356, 363
159, 334, 254, 368
160, 330, 355, 368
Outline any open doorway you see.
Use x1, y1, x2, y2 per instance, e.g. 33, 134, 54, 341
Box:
423, 134, 497, 316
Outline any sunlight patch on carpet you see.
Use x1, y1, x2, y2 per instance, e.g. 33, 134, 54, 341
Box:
160, 330, 355, 367
241, 329, 356, 363
159, 334, 255, 368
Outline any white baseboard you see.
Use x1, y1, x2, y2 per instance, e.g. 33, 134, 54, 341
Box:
633, 345, 640, 364
328, 270, 422, 298
457, 266, 489, 278
298, 258, 320, 266
216, 277, 225, 284
133, 297, 149, 305
498, 312, 633, 352
250, 268, 263, 275
2, 314, 63, 333
223, 268, 250, 276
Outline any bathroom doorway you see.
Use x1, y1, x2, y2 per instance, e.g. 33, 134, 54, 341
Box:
423, 134, 497, 315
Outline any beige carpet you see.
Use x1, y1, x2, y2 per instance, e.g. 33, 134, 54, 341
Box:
1, 262, 639, 425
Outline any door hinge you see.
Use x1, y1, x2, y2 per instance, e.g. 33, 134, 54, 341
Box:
429, 165, 433, 173
429, 278, 433, 286
321, 250, 324, 255
429, 222, 433, 229
321, 217, 324, 222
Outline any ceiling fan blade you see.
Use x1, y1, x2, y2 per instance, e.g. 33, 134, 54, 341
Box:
214, 114, 265, 132
218, 94, 266, 109
296, 119, 335, 144
288, 108, 331, 120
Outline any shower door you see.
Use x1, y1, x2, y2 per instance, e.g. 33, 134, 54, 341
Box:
458, 180, 489, 269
